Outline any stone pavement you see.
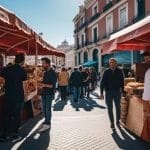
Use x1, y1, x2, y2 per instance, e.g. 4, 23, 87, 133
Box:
0, 89, 150, 150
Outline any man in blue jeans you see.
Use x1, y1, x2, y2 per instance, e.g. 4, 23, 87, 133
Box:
38, 58, 57, 132
70, 67, 82, 103
100, 58, 124, 130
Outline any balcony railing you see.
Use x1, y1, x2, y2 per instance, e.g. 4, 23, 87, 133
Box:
89, 12, 101, 23
103, 1, 113, 12
74, 13, 101, 33
79, 22, 87, 30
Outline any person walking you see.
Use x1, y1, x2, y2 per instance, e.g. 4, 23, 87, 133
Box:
81, 68, 89, 98
67, 67, 73, 94
0, 53, 27, 141
89, 67, 97, 92
58, 67, 69, 101
70, 67, 82, 103
38, 58, 57, 132
85, 67, 90, 98
100, 58, 124, 130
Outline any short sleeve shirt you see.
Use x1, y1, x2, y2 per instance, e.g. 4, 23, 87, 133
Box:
1, 64, 27, 102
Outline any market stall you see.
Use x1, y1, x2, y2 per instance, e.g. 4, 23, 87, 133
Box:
0, 6, 65, 127
102, 15, 150, 142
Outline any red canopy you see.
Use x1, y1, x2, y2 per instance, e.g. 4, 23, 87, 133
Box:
102, 16, 150, 54
0, 6, 65, 57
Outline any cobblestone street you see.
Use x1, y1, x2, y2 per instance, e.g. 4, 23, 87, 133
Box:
0, 89, 150, 150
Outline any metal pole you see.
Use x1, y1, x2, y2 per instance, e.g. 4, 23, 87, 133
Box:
35, 41, 38, 66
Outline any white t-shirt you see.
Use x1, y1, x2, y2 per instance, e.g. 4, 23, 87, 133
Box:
142, 68, 150, 101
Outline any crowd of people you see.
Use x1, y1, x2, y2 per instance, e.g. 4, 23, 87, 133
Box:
57, 66, 98, 102
1, 52, 149, 142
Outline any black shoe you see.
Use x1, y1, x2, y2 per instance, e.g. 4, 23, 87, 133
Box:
0, 136, 7, 142
74, 99, 77, 102
111, 123, 115, 130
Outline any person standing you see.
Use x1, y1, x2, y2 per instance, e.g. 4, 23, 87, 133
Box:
143, 52, 150, 103
67, 67, 73, 94
100, 58, 124, 129
0, 53, 27, 141
85, 67, 90, 98
38, 58, 57, 132
70, 67, 82, 103
58, 67, 69, 101
89, 67, 97, 92
81, 68, 89, 98
79, 66, 84, 98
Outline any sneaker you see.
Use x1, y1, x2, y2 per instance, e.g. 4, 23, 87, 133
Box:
39, 124, 50, 132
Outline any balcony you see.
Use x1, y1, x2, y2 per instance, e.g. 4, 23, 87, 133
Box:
103, 1, 113, 12
89, 12, 101, 23
79, 22, 87, 30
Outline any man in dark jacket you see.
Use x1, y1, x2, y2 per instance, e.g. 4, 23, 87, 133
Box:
100, 58, 124, 130
70, 67, 82, 102
38, 57, 57, 132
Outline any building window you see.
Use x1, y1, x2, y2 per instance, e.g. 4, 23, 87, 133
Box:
94, 28, 98, 42
106, 13, 113, 35
119, 3, 128, 28
75, 55, 77, 66
77, 37, 79, 49
78, 53, 81, 65
92, 24, 99, 43
106, 0, 112, 4
83, 51, 88, 63
80, 17, 85, 25
134, 0, 145, 19
81, 34, 84, 47
92, 2, 99, 16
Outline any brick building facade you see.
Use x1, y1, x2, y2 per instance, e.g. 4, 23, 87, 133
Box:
73, 0, 149, 72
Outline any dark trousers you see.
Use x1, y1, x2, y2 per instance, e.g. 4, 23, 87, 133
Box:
1, 101, 23, 136
41, 95, 53, 125
105, 90, 121, 125
81, 84, 88, 97
60, 86, 67, 100
73, 87, 81, 102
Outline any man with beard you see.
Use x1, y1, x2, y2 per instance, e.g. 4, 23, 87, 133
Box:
38, 57, 57, 132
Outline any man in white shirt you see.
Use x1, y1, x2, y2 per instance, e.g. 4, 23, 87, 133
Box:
142, 52, 150, 101
143, 68, 150, 102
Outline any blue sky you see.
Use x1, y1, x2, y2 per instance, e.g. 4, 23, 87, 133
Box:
0, 0, 83, 47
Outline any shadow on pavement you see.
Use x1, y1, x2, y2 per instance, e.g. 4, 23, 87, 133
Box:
111, 127, 150, 150
53, 99, 68, 111
16, 129, 50, 150
70, 97, 106, 111
0, 115, 50, 150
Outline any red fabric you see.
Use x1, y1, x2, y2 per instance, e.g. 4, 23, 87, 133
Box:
102, 16, 150, 54
0, 6, 65, 57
